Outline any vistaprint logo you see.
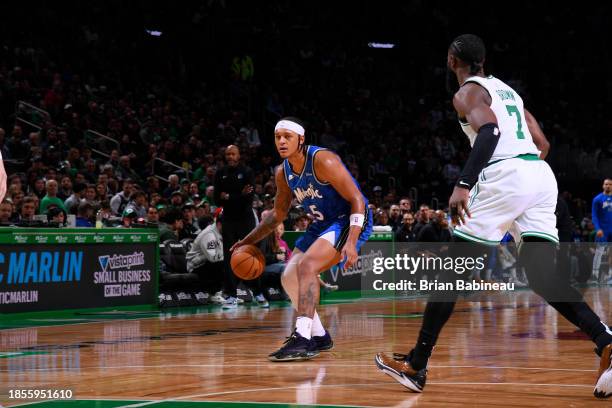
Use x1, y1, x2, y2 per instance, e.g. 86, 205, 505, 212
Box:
98, 252, 145, 272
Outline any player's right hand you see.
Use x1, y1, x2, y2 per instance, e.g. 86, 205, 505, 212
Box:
596, 229, 604, 238
449, 186, 471, 226
229, 240, 245, 252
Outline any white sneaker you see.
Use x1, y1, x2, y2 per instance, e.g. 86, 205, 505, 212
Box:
594, 343, 612, 399
222, 296, 238, 309
255, 294, 269, 308
211, 291, 225, 304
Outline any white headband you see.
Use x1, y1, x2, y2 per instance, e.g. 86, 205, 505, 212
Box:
275, 120, 305, 136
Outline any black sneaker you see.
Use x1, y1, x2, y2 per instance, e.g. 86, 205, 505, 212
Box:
374, 350, 427, 393
268, 330, 319, 362
312, 330, 334, 351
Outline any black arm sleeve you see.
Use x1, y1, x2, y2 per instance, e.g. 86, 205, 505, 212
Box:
456, 123, 500, 189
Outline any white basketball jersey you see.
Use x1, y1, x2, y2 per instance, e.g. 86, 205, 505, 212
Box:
458, 75, 540, 161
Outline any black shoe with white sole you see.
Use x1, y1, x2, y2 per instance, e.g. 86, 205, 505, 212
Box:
375, 351, 427, 393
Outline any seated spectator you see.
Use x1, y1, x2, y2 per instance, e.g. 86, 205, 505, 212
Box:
163, 174, 180, 198
119, 207, 138, 228
294, 214, 311, 231
146, 206, 159, 223
83, 184, 99, 208
110, 179, 133, 215
40, 179, 67, 214
169, 191, 184, 209
180, 202, 199, 239
159, 208, 183, 241
416, 210, 450, 242
64, 182, 87, 213
186, 214, 224, 299
395, 212, 416, 242
47, 206, 67, 227
31, 178, 46, 200
374, 209, 391, 227
76, 202, 94, 227
389, 204, 402, 231
259, 223, 292, 300
19, 197, 37, 222
125, 191, 147, 218
58, 175, 73, 201
0, 200, 14, 224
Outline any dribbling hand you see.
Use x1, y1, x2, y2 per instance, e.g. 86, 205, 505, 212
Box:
449, 186, 471, 226
229, 240, 245, 253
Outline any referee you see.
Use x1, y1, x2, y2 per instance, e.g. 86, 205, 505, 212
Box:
214, 145, 255, 307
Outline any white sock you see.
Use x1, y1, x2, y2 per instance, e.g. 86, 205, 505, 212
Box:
295, 316, 313, 339
311, 310, 326, 337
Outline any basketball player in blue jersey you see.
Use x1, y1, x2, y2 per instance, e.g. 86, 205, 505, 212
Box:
231, 117, 372, 361
591, 178, 612, 283
375, 34, 612, 399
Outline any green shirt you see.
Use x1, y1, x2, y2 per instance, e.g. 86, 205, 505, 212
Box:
39, 196, 67, 214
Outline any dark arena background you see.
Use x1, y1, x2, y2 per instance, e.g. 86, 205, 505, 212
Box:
0, 1, 611, 407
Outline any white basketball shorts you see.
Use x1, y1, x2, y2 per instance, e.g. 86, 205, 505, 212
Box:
453, 155, 559, 244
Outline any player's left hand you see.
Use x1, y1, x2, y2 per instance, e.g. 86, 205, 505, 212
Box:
341, 243, 358, 270
449, 186, 471, 226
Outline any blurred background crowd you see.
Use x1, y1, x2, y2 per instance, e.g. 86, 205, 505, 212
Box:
0, 1, 610, 301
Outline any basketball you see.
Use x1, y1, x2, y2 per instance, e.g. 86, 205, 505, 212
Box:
231, 245, 265, 280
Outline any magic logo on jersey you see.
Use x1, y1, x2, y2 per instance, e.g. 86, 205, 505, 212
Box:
294, 183, 323, 204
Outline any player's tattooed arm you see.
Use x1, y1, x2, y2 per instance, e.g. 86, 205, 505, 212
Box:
524, 109, 550, 159
230, 166, 292, 251
314, 150, 365, 269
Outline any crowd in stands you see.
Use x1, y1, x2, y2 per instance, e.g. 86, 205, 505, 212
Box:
0, 1, 609, 246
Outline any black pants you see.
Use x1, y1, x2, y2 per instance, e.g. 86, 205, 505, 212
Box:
192, 261, 224, 294
410, 237, 612, 370
222, 217, 256, 297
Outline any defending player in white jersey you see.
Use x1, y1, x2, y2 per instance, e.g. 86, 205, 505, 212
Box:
375, 34, 612, 399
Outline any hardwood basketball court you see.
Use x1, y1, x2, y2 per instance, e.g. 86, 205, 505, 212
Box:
1, 288, 610, 407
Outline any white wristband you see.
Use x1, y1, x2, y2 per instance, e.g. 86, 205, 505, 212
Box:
350, 213, 365, 227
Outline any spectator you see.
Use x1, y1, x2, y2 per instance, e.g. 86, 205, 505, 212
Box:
40, 179, 67, 214
203, 185, 216, 210
146, 206, 159, 223
31, 178, 47, 200
389, 204, 402, 231
47, 207, 67, 226
83, 184, 98, 208
294, 213, 311, 231
125, 191, 147, 219
374, 209, 391, 227
163, 174, 180, 198
417, 210, 450, 242
119, 207, 138, 228
64, 182, 87, 213
169, 191, 184, 209
110, 179, 134, 215
58, 175, 73, 201
399, 197, 413, 214
413, 204, 431, 238
19, 197, 37, 222
180, 202, 199, 239
75, 202, 94, 227
159, 208, 184, 241
186, 214, 224, 301
395, 212, 416, 242
0, 200, 13, 224
117, 155, 141, 183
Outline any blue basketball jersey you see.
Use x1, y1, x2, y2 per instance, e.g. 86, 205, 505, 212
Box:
283, 145, 367, 226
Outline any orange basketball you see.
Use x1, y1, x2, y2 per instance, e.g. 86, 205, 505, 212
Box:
231, 244, 265, 280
